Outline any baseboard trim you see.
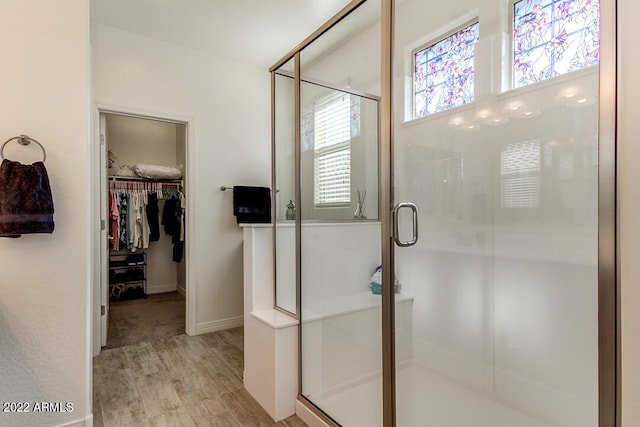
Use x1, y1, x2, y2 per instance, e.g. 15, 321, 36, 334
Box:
177, 286, 186, 297
146, 283, 177, 295
195, 316, 244, 335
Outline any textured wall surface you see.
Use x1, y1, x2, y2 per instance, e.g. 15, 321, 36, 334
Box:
0, 0, 91, 426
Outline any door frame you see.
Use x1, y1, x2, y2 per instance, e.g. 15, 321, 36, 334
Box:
596, 0, 619, 423
91, 104, 197, 356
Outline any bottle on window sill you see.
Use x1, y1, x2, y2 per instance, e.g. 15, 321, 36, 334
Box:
286, 200, 296, 220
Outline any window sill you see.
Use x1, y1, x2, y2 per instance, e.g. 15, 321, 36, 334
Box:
313, 203, 351, 209
402, 102, 476, 128
401, 65, 599, 129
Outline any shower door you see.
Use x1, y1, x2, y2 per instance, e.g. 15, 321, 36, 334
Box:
391, 0, 604, 426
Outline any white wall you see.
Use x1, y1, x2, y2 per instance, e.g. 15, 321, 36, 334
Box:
0, 1, 91, 426
106, 114, 178, 169
619, 0, 640, 424
92, 24, 271, 333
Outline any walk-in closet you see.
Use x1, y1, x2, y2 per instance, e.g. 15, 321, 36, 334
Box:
100, 113, 187, 349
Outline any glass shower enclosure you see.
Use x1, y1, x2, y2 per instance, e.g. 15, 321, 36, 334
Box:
270, 0, 616, 425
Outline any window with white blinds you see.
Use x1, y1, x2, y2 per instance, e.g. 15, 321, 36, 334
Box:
501, 140, 541, 208
314, 93, 352, 205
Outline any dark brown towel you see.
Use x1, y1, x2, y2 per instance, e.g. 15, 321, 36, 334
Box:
0, 159, 54, 237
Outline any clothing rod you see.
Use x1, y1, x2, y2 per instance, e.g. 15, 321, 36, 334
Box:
109, 178, 183, 193
109, 176, 182, 184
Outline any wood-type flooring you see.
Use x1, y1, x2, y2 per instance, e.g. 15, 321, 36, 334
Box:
94, 327, 307, 426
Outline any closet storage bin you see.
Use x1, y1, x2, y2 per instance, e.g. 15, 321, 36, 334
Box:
108, 251, 146, 302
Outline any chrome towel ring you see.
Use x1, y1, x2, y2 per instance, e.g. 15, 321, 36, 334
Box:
0, 135, 47, 163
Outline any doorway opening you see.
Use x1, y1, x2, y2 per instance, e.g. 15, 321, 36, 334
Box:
97, 111, 190, 350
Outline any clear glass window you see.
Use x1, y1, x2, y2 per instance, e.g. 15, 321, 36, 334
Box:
312, 93, 360, 205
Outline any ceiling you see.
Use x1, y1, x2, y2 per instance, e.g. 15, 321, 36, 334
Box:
91, 0, 353, 69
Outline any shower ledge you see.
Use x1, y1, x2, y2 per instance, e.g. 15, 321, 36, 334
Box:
302, 291, 413, 323
251, 309, 299, 329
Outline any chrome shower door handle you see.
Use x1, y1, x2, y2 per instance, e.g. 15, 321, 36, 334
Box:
393, 202, 418, 247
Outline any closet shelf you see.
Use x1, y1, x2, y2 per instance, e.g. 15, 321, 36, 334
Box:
109, 261, 145, 269
108, 175, 182, 183
109, 279, 146, 285
109, 251, 147, 302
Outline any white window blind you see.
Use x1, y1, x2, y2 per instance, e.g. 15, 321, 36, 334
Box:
501, 140, 541, 208
314, 94, 352, 205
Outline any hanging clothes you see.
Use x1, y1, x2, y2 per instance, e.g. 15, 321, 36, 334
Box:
179, 192, 186, 242
108, 180, 185, 261
172, 241, 184, 263
118, 192, 129, 249
162, 197, 179, 236
109, 190, 120, 251
161, 193, 185, 263
146, 193, 160, 242
140, 191, 150, 249
174, 193, 185, 262
131, 191, 149, 251
127, 192, 136, 250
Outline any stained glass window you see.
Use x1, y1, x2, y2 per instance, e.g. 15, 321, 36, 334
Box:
413, 22, 480, 119
513, 0, 600, 88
